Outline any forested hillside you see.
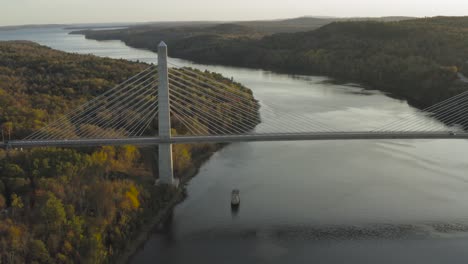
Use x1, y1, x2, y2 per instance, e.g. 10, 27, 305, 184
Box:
71, 23, 264, 53
168, 17, 468, 108
0, 41, 259, 263
78, 16, 468, 109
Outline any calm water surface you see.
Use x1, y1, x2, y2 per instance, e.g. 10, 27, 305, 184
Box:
3, 27, 468, 263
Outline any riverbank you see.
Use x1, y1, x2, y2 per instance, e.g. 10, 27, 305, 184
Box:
115, 146, 224, 264
114, 185, 182, 264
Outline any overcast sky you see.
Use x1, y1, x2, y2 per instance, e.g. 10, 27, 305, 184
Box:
2, 0, 468, 26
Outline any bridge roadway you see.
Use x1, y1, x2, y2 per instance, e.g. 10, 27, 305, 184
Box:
1, 132, 468, 149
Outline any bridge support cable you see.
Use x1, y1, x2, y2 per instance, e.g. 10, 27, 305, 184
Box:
169, 98, 217, 134
24, 67, 160, 140
169, 95, 235, 135
169, 66, 337, 132
39, 79, 157, 140
258, 101, 340, 132
58, 78, 158, 138
374, 90, 468, 132
168, 72, 314, 134
169, 94, 248, 134
108, 100, 158, 137
26, 71, 157, 140
392, 96, 468, 132
168, 83, 258, 134
391, 112, 445, 132
82, 101, 157, 138
172, 106, 210, 135
250, 101, 335, 133
64, 85, 156, 139
73, 84, 158, 139
171, 111, 198, 136
170, 93, 247, 135
171, 85, 264, 134
167, 70, 261, 124
170, 102, 211, 135
24, 66, 158, 140
24, 65, 157, 139
169, 81, 330, 135
168, 67, 337, 133
123, 103, 159, 137
168, 69, 332, 133
84, 98, 159, 139
168, 64, 337, 132
171, 109, 208, 136
419, 98, 468, 130
168, 75, 282, 134
133, 108, 160, 137
374, 91, 468, 132
168, 74, 282, 135
168, 74, 276, 132
169, 77, 330, 133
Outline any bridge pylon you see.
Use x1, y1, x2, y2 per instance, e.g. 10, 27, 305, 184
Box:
157, 42, 175, 186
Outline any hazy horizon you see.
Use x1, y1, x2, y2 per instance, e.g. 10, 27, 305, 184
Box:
0, 16, 418, 28
2, 0, 468, 27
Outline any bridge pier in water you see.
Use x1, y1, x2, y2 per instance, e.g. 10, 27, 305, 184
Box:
157, 42, 175, 185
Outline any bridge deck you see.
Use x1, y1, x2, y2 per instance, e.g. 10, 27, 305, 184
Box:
1, 132, 468, 149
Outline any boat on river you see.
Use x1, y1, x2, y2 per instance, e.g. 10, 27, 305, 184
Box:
231, 189, 240, 207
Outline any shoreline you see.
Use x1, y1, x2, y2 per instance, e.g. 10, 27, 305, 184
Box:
115, 147, 221, 264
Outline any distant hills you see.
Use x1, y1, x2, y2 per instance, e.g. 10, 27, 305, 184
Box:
66, 16, 414, 35
69, 16, 416, 53
73, 16, 468, 114
236, 16, 415, 34
0, 24, 68, 31
0, 15, 414, 33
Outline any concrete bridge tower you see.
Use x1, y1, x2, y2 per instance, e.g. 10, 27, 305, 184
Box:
157, 42, 175, 185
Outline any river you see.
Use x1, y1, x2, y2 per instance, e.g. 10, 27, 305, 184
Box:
2, 26, 468, 263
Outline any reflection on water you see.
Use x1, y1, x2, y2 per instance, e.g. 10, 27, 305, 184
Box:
3, 27, 468, 263
165, 222, 468, 242
230, 204, 240, 219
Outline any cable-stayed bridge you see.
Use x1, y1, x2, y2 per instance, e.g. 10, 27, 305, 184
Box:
2, 42, 468, 185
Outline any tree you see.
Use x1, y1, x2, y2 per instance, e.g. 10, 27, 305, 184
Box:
0, 194, 5, 210
84, 233, 107, 264
28, 239, 51, 264
117, 145, 139, 170
40, 192, 66, 233
173, 144, 191, 175
11, 193, 24, 218
2, 122, 13, 141
124, 185, 140, 210
1, 220, 27, 263
3, 163, 25, 178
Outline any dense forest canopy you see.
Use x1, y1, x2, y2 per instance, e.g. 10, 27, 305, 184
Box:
0, 41, 259, 263
77, 16, 468, 109
0, 41, 259, 139
0, 41, 146, 139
